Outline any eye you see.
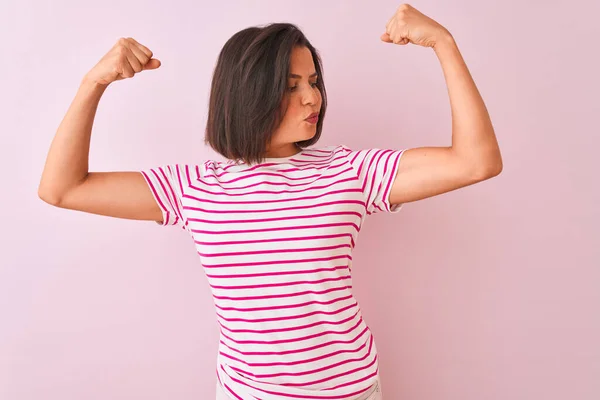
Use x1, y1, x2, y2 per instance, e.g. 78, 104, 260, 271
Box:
288, 82, 319, 92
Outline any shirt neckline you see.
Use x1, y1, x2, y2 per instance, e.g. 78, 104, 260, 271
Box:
227, 148, 305, 165
261, 149, 304, 163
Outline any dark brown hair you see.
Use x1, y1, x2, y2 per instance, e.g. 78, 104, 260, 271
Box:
204, 23, 327, 165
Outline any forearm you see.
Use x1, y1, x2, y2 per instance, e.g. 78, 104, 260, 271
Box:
38, 77, 108, 203
433, 34, 502, 174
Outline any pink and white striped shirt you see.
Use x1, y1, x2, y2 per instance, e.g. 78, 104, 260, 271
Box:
141, 144, 405, 399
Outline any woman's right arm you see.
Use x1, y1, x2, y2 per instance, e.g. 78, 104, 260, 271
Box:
38, 38, 164, 222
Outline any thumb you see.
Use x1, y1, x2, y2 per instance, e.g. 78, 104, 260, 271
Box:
380, 33, 393, 42
143, 58, 161, 70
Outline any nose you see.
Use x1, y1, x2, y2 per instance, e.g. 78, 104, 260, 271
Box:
302, 85, 319, 106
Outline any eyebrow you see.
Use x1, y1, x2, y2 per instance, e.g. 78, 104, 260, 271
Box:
288, 72, 318, 79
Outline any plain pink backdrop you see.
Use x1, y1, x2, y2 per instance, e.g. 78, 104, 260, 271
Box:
2, 0, 599, 399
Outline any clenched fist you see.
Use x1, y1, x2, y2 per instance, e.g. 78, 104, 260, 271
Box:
380, 4, 450, 48
84, 37, 161, 86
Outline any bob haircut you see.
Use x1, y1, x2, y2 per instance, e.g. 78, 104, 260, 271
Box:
204, 22, 327, 165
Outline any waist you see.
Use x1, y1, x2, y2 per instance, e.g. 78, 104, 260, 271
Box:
216, 375, 381, 400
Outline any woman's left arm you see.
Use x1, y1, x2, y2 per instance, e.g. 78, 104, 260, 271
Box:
381, 4, 503, 204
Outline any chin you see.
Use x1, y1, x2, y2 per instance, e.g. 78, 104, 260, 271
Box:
300, 130, 317, 140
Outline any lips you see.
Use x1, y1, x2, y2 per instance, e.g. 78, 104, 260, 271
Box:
305, 112, 319, 120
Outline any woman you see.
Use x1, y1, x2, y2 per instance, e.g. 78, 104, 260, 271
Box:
38, 4, 502, 399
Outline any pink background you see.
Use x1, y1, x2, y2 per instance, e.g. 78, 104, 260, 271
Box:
2, 0, 599, 399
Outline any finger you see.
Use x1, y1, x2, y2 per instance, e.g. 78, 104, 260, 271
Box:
122, 48, 140, 77
118, 60, 135, 80
380, 32, 393, 42
388, 18, 397, 37
143, 59, 161, 70
389, 19, 409, 45
127, 37, 153, 59
127, 38, 160, 70
388, 19, 400, 43
127, 47, 144, 73
385, 15, 394, 33
128, 42, 150, 66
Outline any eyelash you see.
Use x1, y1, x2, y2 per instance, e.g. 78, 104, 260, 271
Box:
288, 82, 319, 92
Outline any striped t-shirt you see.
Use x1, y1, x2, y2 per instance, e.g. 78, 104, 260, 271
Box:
141, 144, 405, 399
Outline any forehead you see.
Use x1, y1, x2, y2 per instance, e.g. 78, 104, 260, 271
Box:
289, 46, 317, 77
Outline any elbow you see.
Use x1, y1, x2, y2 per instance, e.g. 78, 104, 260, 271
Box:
473, 154, 503, 181
492, 158, 503, 176
489, 149, 504, 177
464, 144, 503, 181
38, 184, 63, 207
454, 142, 503, 182
38, 173, 88, 207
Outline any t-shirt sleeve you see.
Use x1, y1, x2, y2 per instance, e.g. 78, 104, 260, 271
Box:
139, 164, 189, 230
341, 145, 406, 215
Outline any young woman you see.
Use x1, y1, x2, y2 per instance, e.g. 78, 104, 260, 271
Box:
38, 4, 502, 399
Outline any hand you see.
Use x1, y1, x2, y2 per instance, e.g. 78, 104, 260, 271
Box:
380, 4, 450, 48
83, 37, 161, 86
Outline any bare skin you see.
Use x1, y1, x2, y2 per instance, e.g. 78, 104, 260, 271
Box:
380, 4, 502, 204
38, 4, 502, 224
38, 38, 164, 222
264, 46, 322, 158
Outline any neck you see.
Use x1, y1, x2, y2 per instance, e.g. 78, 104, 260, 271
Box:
264, 143, 300, 158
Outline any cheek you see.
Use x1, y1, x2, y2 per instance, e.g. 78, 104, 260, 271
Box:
283, 104, 302, 122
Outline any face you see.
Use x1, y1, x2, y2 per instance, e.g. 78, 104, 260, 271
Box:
266, 46, 322, 157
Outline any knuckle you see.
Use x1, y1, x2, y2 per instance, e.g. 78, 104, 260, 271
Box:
115, 46, 126, 57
